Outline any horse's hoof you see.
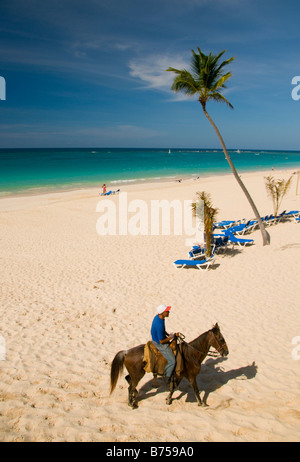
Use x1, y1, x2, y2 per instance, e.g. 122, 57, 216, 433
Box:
166, 398, 172, 406
132, 403, 139, 410
198, 402, 208, 407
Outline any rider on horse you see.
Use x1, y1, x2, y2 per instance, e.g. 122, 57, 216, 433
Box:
150, 305, 178, 389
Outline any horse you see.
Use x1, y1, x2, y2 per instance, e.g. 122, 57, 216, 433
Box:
110, 323, 229, 409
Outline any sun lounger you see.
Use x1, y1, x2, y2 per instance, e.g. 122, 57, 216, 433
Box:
284, 210, 300, 218
276, 210, 286, 222
214, 219, 246, 230
225, 223, 248, 235
214, 220, 236, 229
263, 214, 277, 226
225, 223, 245, 234
174, 255, 215, 271
244, 219, 258, 231
100, 190, 112, 196
295, 217, 300, 223
100, 189, 120, 196
188, 244, 216, 259
224, 231, 254, 247
227, 219, 258, 235
214, 235, 229, 252
188, 247, 205, 259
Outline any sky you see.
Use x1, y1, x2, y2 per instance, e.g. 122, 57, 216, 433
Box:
0, 0, 300, 149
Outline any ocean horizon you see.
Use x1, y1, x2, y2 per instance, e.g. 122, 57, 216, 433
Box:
1, 147, 300, 196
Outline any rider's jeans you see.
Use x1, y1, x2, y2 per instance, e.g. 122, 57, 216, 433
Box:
153, 341, 176, 378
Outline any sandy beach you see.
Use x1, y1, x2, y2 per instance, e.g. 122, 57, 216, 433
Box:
0, 168, 300, 442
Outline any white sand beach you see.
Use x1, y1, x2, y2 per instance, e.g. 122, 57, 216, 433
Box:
0, 169, 300, 442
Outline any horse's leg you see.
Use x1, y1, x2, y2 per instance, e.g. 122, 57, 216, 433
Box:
123, 345, 146, 409
152, 373, 158, 387
166, 375, 181, 405
125, 375, 134, 407
125, 374, 142, 409
125, 367, 146, 409
130, 370, 146, 409
190, 376, 203, 406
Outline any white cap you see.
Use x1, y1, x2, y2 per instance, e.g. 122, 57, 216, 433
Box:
157, 304, 171, 314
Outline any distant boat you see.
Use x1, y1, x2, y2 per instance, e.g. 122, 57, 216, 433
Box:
168, 149, 171, 154
236, 149, 241, 153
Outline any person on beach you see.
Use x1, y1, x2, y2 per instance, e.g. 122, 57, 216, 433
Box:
102, 184, 106, 194
151, 305, 177, 388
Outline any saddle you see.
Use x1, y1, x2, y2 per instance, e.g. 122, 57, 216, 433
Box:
143, 339, 184, 376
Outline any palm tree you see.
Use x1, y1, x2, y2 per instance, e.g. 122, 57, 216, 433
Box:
167, 47, 270, 246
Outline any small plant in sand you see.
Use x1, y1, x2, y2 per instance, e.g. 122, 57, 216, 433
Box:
264, 175, 293, 217
192, 191, 218, 257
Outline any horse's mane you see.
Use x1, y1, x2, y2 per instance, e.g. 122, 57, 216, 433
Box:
187, 323, 220, 353
189, 330, 210, 350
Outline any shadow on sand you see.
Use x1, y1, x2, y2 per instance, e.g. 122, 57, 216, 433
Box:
138, 357, 258, 406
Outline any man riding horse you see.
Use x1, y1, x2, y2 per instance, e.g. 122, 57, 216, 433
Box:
150, 304, 178, 389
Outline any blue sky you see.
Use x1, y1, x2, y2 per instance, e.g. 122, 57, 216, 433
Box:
0, 0, 300, 149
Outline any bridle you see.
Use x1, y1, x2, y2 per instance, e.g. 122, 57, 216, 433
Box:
210, 329, 227, 356
175, 330, 227, 357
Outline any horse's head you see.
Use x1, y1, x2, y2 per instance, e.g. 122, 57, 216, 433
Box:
210, 323, 229, 357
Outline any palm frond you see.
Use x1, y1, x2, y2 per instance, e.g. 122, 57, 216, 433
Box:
168, 69, 199, 96
167, 47, 234, 109
208, 92, 234, 109
211, 72, 233, 91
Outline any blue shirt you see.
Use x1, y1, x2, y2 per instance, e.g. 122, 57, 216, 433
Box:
151, 315, 167, 344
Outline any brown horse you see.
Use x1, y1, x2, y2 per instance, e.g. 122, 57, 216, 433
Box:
110, 323, 229, 409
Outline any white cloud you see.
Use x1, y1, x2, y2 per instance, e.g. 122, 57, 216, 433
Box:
128, 54, 191, 100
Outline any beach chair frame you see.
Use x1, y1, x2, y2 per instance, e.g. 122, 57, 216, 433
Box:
173, 255, 215, 271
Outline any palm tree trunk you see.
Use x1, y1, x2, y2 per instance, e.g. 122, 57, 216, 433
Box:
203, 108, 270, 246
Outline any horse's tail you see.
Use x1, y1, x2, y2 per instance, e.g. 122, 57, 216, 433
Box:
110, 350, 126, 394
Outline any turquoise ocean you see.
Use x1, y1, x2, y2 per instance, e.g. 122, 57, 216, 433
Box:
1, 147, 300, 196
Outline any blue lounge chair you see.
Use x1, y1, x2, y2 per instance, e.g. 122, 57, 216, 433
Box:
276, 210, 286, 222
174, 255, 215, 271
227, 220, 257, 235
100, 190, 112, 196
214, 235, 229, 253
188, 244, 216, 259
284, 210, 300, 218
226, 223, 249, 235
214, 220, 236, 229
263, 214, 277, 226
225, 223, 243, 233
100, 189, 120, 196
295, 217, 300, 223
223, 231, 254, 247
188, 247, 205, 259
